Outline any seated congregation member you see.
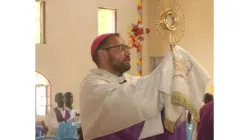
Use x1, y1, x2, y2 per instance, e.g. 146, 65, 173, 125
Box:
44, 92, 71, 136
40, 120, 48, 135
36, 125, 46, 137
197, 100, 214, 140
64, 92, 80, 122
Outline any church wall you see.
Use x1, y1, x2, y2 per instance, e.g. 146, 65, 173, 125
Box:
36, 0, 149, 121
148, 0, 214, 78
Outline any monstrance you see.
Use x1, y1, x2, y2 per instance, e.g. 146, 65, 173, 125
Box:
154, 0, 185, 49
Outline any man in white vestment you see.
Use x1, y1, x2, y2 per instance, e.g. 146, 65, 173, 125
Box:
44, 92, 71, 136
64, 92, 83, 140
79, 33, 211, 140
64, 92, 80, 123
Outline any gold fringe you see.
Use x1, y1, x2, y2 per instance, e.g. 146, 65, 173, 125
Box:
171, 91, 199, 122
164, 117, 175, 133
164, 91, 200, 133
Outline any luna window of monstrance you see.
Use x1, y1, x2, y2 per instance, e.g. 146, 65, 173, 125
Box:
154, 0, 185, 46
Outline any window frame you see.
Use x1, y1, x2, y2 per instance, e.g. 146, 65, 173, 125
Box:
36, 0, 46, 44
98, 7, 117, 34
35, 72, 51, 116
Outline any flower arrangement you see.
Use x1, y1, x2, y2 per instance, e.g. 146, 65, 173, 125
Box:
128, 23, 150, 50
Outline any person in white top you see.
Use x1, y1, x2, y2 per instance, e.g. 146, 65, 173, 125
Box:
44, 92, 71, 136
64, 92, 82, 140
79, 33, 211, 140
64, 92, 80, 122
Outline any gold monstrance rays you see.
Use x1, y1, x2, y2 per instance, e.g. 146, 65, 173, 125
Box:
154, 0, 185, 46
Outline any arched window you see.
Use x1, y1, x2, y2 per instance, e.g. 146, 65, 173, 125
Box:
35, 72, 51, 116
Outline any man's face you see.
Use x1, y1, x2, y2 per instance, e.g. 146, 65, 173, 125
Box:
65, 93, 73, 106
103, 36, 131, 74
55, 94, 64, 107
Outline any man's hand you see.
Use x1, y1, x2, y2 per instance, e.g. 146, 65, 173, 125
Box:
76, 112, 80, 116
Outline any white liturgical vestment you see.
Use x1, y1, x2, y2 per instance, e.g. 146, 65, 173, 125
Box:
79, 46, 211, 140
44, 107, 66, 136
65, 107, 81, 123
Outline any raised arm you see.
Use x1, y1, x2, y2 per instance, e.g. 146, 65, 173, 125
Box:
80, 54, 174, 139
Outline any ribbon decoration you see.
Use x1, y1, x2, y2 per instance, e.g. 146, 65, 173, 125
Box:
137, 0, 142, 76
128, 23, 150, 76
128, 0, 150, 76
136, 0, 142, 76
137, 0, 142, 24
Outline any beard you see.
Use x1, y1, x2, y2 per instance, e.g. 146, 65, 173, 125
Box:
107, 53, 131, 75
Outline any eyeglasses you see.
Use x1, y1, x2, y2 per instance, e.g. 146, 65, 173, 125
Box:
102, 44, 131, 51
